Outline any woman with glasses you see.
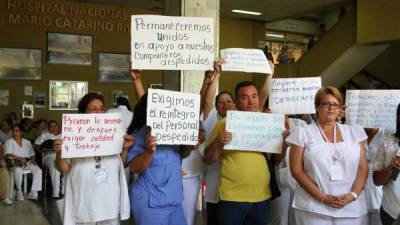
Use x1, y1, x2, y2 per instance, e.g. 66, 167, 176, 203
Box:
54, 92, 134, 225
286, 87, 369, 225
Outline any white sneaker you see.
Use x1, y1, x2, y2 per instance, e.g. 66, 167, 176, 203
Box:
16, 191, 24, 201
27, 191, 38, 201
1, 198, 13, 206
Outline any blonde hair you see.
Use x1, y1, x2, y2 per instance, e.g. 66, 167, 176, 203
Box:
314, 86, 343, 107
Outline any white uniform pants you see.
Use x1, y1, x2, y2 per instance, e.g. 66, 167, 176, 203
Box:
43, 153, 60, 197
182, 176, 201, 225
295, 208, 368, 225
13, 162, 42, 192
76, 217, 119, 225
271, 189, 296, 225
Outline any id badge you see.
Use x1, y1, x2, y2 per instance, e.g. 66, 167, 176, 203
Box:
94, 167, 108, 184
330, 163, 343, 181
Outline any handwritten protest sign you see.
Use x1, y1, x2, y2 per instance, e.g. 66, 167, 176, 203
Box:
131, 15, 214, 70
220, 48, 272, 74
269, 77, 321, 114
147, 88, 200, 145
224, 111, 285, 153
61, 113, 125, 158
346, 90, 400, 131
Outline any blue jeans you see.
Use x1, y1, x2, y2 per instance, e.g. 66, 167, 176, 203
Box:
218, 200, 270, 225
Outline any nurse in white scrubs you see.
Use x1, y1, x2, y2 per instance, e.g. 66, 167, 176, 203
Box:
287, 87, 369, 225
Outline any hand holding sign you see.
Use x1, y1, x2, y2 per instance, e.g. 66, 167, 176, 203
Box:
131, 15, 214, 71
345, 90, 400, 130
224, 111, 285, 153
61, 113, 125, 158
220, 48, 272, 74
147, 89, 200, 145
269, 77, 321, 114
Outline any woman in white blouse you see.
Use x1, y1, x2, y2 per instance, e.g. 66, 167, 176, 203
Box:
4, 124, 42, 201
373, 104, 400, 225
287, 87, 369, 225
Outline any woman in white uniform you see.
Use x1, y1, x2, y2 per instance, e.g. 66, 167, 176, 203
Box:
373, 104, 400, 225
182, 124, 205, 225
4, 124, 42, 201
34, 120, 62, 198
364, 127, 385, 225
287, 87, 369, 225
54, 92, 134, 225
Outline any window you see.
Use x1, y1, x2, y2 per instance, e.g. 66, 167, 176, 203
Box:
49, 80, 88, 110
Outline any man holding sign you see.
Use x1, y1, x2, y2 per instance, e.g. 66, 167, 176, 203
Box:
205, 81, 278, 225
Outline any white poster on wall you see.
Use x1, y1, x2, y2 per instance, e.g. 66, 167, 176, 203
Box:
131, 15, 214, 71
61, 113, 125, 158
224, 111, 285, 153
269, 77, 321, 114
147, 88, 200, 145
345, 90, 400, 131
220, 48, 272, 74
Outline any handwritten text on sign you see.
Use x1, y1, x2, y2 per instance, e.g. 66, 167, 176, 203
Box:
269, 77, 321, 114
224, 111, 285, 153
220, 48, 272, 74
147, 89, 200, 145
62, 113, 125, 158
131, 15, 214, 70
346, 90, 400, 131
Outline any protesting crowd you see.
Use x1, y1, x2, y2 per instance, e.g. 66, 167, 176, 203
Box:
0, 13, 399, 225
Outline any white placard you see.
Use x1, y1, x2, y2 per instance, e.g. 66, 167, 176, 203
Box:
131, 15, 214, 70
220, 48, 272, 74
147, 88, 200, 145
269, 77, 321, 114
61, 113, 125, 158
224, 111, 285, 153
346, 90, 400, 130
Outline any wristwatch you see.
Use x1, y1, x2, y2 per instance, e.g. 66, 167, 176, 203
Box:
350, 191, 358, 200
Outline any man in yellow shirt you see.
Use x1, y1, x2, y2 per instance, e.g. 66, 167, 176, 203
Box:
204, 80, 272, 225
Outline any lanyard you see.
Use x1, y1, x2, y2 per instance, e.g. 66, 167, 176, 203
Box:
317, 123, 340, 162
317, 123, 336, 144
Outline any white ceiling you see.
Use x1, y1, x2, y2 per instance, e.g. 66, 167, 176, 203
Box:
69, 0, 350, 22
221, 0, 349, 21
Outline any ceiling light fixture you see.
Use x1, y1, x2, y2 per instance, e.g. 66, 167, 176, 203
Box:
232, 9, 262, 16
266, 33, 284, 38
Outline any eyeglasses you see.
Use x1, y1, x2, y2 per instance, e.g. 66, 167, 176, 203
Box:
320, 102, 340, 109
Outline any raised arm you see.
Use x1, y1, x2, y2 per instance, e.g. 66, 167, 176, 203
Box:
258, 61, 275, 111
200, 70, 214, 116
203, 60, 223, 120
129, 134, 156, 173
130, 69, 145, 101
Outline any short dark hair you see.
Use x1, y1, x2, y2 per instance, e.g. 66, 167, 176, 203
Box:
12, 123, 24, 133
127, 93, 148, 134
1, 119, 12, 127
235, 81, 257, 98
78, 92, 104, 113
116, 97, 131, 111
48, 120, 58, 128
